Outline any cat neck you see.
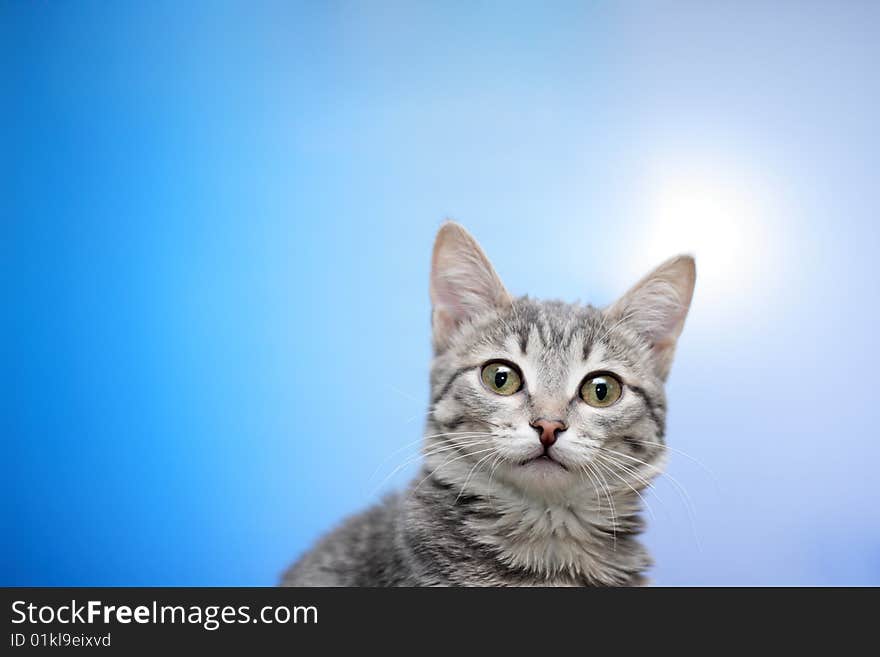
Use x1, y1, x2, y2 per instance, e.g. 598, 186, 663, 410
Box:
407, 460, 651, 586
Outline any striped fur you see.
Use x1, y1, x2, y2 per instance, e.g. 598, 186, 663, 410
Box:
283, 222, 694, 586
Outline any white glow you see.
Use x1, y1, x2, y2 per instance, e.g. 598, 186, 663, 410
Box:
628, 157, 783, 314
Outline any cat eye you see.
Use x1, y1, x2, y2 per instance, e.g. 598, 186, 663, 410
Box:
480, 361, 523, 396
579, 372, 622, 407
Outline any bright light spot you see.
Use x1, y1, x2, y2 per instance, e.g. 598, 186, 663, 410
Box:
627, 157, 785, 315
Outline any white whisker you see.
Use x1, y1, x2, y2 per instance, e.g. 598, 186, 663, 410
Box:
592, 454, 657, 522
371, 438, 492, 494
486, 452, 505, 510
454, 449, 499, 505
369, 432, 493, 483
386, 384, 422, 405
411, 446, 499, 496
598, 446, 702, 552
584, 461, 617, 549
626, 439, 719, 484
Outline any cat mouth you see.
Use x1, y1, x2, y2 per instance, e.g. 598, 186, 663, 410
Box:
519, 454, 568, 471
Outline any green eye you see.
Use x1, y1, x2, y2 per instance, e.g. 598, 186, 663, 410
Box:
480, 361, 523, 396
580, 373, 622, 407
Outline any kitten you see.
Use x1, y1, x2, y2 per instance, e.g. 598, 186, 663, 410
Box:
282, 222, 695, 586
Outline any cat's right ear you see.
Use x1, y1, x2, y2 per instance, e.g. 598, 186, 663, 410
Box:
430, 221, 511, 352
605, 255, 696, 380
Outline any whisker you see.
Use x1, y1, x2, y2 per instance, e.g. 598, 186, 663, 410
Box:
593, 450, 658, 492
585, 461, 617, 549
597, 446, 702, 552
625, 439, 719, 484
371, 438, 493, 493
592, 454, 657, 522
412, 446, 499, 496
454, 450, 499, 505
369, 432, 493, 483
593, 453, 668, 519
486, 453, 505, 511
405, 408, 437, 424
578, 463, 601, 511
386, 384, 422, 405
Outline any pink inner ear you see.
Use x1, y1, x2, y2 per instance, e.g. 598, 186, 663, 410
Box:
432, 307, 458, 342
432, 279, 470, 321
431, 254, 508, 320
626, 278, 690, 344
429, 222, 513, 349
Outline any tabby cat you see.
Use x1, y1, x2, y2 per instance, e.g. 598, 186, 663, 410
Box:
283, 222, 695, 586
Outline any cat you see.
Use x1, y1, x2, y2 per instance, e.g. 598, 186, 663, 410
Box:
282, 221, 695, 586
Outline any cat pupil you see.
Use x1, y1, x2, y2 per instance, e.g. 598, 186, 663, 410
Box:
282, 222, 695, 587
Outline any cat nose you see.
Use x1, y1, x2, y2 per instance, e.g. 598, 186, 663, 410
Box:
530, 419, 567, 447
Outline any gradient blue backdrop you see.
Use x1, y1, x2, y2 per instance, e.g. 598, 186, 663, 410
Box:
5, 1, 879, 585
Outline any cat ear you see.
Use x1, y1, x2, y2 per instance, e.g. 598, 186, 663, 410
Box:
430, 221, 511, 351
605, 255, 696, 380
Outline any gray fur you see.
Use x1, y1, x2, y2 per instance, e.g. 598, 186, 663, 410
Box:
282, 223, 694, 587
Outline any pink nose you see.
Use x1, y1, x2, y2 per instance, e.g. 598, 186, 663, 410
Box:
530, 419, 567, 447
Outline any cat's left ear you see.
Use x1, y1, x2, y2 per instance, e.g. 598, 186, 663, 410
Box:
605, 255, 696, 380
430, 221, 511, 352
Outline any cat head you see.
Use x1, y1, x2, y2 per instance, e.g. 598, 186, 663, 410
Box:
426, 221, 695, 499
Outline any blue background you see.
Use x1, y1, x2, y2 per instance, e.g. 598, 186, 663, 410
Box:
5, 2, 879, 585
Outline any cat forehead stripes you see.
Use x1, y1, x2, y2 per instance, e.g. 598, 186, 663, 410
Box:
283, 220, 694, 587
